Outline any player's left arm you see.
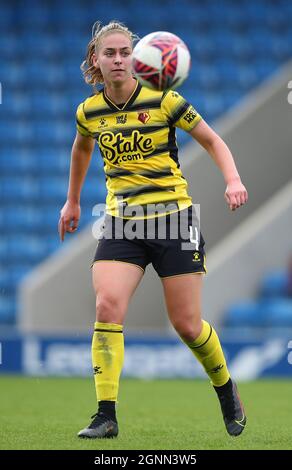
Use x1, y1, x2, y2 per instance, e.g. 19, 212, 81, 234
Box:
189, 119, 248, 211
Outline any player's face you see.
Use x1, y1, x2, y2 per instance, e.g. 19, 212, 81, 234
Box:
95, 33, 133, 84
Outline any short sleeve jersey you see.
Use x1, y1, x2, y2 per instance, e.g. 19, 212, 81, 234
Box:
76, 81, 202, 218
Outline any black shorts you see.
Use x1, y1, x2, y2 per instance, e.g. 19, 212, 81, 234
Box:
93, 206, 207, 278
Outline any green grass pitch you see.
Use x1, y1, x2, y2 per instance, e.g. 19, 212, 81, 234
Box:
0, 377, 291, 450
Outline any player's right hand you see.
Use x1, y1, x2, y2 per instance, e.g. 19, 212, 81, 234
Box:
224, 178, 248, 211
58, 200, 81, 242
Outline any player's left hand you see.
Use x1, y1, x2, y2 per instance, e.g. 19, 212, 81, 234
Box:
224, 178, 248, 211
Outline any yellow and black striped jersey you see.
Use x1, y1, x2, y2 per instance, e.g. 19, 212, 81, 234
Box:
76, 80, 202, 219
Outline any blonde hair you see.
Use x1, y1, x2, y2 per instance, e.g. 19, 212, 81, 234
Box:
81, 20, 138, 88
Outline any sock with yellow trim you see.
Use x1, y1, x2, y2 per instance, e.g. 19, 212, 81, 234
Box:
183, 320, 230, 386
92, 322, 124, 403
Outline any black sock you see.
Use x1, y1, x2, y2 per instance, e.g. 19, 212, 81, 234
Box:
98, 400, 117, 421
213, 377, 232, 395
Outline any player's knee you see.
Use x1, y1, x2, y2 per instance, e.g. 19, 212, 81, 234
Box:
96, 294, 124, 323
173, 318, 203, 342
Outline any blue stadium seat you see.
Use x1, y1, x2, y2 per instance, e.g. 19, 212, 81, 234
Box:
224, 301, 266, 328
7, 91, 31, 116
260, 271, 288, 299
24, 61, 67, 87
223, 90, 243, 109
212, 32, 235, 58
0, 33, 18, 58
9, 265, 32, 286
39, 177, 68, 201
265, 299, 292, 327
192, 38, 215, 62
0, 63, 24, 87
196, 65, 220, 91
37, 149, 70, 174
18, 34, 59, 59
0, 295, 15, 323
232, 39, 254, 61
0, 6, 13, 27
271, 36, 291, 61
8, 236, 48, 262
17, 5, 51, 28
0, 120, 36, 145
83, 175, 107, 203
202, 93, 225, 119
0, 270, 11, 291
225, 268, 292, 329
61, 34, 87, 58
215, 59, 239, 85
250, 30, 274, 57
30, 91, 61, 116
227, 10, 249, 30
238, 66, 258, 90
0, 207, 45, 233
33, 120, 74, 145
0, 236, 9, 260
266, 8, 290, 32
1, 176, 40, 201
50, 4, 89, 27
41, 237, 59, 254
0, 148, 37, 174
245, 2, 267, 22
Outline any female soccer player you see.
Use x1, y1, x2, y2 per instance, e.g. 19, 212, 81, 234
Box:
58, 21, 248, 439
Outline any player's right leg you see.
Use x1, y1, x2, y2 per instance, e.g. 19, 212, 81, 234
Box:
78, 261, 144, 439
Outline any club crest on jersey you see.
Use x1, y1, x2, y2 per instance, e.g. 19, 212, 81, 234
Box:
138, 111, 150, 124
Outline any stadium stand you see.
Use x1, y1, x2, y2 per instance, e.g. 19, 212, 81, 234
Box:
224, 269, 292, 328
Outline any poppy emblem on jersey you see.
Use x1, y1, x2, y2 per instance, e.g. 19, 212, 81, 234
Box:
138, 111, 150, 124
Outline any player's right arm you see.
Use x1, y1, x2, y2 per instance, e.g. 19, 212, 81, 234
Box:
58, 131, 95, 241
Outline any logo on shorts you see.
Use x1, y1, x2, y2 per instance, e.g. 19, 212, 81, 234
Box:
93, 366, 102, 375
192, 252, 201, 263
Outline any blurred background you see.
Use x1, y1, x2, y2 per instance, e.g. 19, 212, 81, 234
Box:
1, 0, 292, 380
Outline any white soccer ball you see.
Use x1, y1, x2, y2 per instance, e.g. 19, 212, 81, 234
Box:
132, 31, 191, 91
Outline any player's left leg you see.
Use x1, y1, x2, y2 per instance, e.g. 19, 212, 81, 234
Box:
162, 273, 246, 436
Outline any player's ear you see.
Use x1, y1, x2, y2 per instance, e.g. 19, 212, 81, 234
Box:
92, 53, 99, 67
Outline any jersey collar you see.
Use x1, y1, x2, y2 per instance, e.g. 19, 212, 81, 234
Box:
102, 80, 142, 112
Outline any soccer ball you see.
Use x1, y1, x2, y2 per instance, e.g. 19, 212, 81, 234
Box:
132, 31, 191, 91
